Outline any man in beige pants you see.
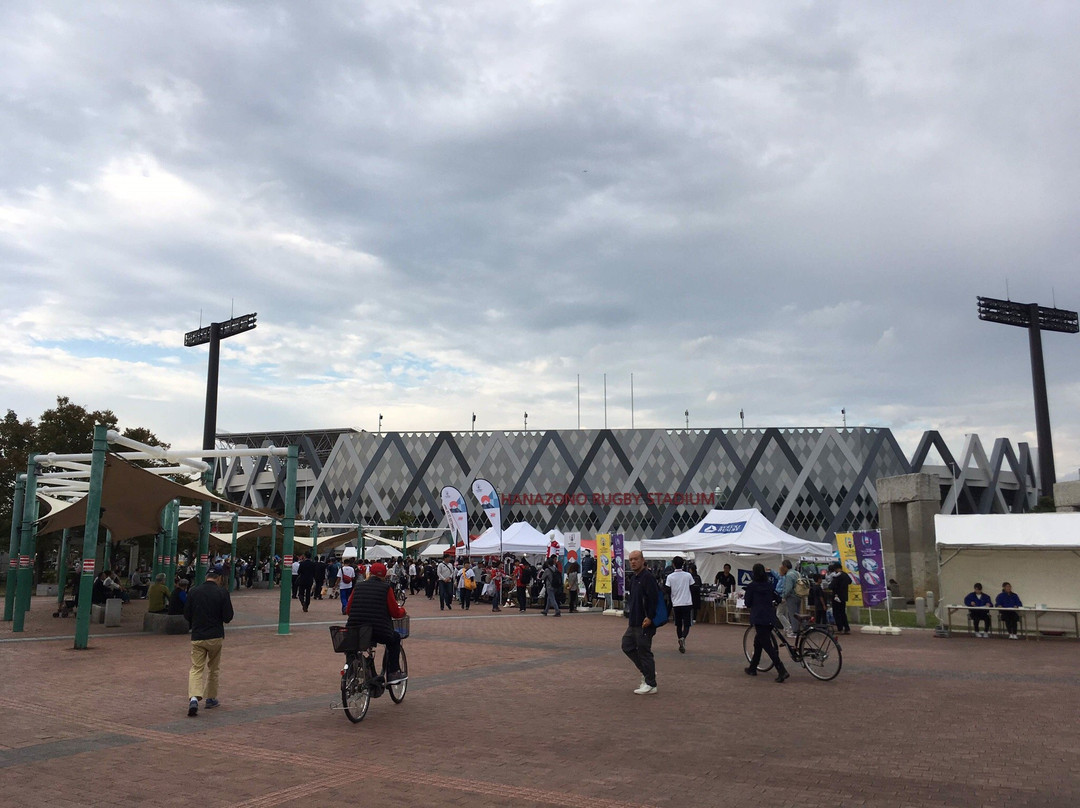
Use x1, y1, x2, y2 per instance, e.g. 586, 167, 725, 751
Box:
184, 566, 234, 717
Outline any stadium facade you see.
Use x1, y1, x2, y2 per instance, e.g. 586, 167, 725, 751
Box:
214, 426, 1039, 542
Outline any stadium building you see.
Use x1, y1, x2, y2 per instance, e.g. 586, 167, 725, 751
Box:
214, 426, 1039, 542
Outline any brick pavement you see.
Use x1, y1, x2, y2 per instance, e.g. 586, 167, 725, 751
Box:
2, 587, 1078, 807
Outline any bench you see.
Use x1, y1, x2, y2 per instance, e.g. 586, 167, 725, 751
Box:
143, 612, 190, 635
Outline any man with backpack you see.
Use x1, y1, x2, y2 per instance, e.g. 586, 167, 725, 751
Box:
622, 550, 660, 695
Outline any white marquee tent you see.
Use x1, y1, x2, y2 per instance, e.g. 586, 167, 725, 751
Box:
936, 513, 1080, 635
460, 522, 551, 556
641, 508, 835, 587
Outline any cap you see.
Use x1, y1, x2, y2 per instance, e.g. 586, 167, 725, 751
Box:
206, 565, 224, 577
369, 562, 388, 577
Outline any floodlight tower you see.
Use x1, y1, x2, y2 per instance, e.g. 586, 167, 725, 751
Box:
184, 313, 258, 454
977, 296, 1078, 498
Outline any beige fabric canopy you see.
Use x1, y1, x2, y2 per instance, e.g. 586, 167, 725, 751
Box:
35, 453, 259, 541
294, 528, 359, 553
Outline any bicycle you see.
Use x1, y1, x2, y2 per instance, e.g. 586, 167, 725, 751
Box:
742, 618, 843, 681
330, 615, 410, 722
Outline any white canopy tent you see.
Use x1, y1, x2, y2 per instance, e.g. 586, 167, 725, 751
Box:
641, 508, 835, 587
936, 513, 1080, 635
459, 522, 551, 557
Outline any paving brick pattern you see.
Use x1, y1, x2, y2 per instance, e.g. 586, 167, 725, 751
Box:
2, 589, 1078, 807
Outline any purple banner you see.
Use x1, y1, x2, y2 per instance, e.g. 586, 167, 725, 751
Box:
853, 530, 887, 606
611, 533, 625, 599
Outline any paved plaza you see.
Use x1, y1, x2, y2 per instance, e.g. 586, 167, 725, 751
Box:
2, 587, 1078, 808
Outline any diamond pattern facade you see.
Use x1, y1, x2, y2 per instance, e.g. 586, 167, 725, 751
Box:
218, 427, 1039, 540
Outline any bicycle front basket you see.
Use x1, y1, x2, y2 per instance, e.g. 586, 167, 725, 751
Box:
330, 624, 373, 653
393, 616, 410, 639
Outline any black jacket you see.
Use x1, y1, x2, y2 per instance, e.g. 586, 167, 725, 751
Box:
743, 579, 781, 626
831, 572, 852, 604
346, 578, 394, 635
184, 581, 234, 641
626, 567, 659, 633
296, 559, 316, 581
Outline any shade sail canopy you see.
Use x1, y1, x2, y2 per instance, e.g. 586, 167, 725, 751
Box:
294, 528, 359, 553
36, 453, 257, 541
640, 508, 834, 557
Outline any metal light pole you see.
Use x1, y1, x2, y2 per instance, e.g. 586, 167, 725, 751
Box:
685, 410, 689, 430
977, 296, 1078, 498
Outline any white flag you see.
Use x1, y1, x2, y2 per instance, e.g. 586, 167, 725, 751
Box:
471, 478, 503, 556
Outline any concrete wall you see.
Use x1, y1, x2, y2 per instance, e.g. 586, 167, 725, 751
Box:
1054, 480, 1080, 512
877, 473, 940, 600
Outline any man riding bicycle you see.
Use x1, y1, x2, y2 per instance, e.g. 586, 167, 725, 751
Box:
345, 562, 408, 684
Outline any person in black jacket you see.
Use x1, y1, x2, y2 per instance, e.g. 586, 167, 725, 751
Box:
184, 566, 234, 717
744, 563, 789, 683
622, 550, 660, 695
828, 562, 852, 635
296, 552, 316, 612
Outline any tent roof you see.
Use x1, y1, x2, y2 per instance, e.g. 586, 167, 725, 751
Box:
462, 522, 550, 555
36, 454, 261, 541
935, 513, 1080, 549
640, 508, 834, 557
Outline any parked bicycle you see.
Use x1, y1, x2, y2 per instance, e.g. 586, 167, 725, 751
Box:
331, 614, 410, 722
742, 619, 842, 681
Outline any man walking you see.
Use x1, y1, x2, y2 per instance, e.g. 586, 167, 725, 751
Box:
665, 556, 694, 653
296, 552, 316, 612
541, 560, 561, 616
827, 562, 852, 635
622, 550, 659, 695
778, 560, 801, 637
185, 565, 234, 716
437, 555, 454, 611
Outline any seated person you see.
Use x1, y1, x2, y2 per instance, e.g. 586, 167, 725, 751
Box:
345, 562, 408, 683
105, 571, 130, 603
995, 582, 1023, 639
167, 578, 190, 617
147, 573, 171, 614
129, 569, 150, 599
91, 570, 112, 605
963, 582, 993, 637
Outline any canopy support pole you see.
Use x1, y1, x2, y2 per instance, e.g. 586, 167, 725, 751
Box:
74, 425, 108, 649
3, 477, 25, 622
12, 458, 39, 632
56, 529, 70, 609
229, 513, 239, 592
277, 445, 298, 635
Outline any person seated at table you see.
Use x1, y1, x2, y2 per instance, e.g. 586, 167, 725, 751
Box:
995, 582, 1023, 639
129, 568, 150, 599
964, 582, 993, 637
147, 573, 171, 614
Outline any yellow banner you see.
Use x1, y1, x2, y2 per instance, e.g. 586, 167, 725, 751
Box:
835, 532, 864, 607
595, 533, 612, 594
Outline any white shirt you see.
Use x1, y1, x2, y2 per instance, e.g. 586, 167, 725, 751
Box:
666, 569, 694, 607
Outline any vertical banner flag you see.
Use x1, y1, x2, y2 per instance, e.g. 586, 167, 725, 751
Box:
611, 533, 625, 599
441, 486, 469, 556
471, 478, 503, 557
853, 530, 887, 606
835, 532, 865, 608
595, 533, 612, 595
565, 532, 581, 566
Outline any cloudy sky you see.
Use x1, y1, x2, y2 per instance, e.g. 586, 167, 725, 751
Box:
2, 2, 1079, 479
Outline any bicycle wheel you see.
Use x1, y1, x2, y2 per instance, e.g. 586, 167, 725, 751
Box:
388, 647, 408, 704
798, 628, 842, 681
742, 625, 775, 672
341, 658, 370, 722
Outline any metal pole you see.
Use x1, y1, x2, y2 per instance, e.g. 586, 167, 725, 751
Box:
202, 322, 221, 454
56, 529, 70, 609
74, 425, 109, 649
1027, 306, 1056, 498
12, 456, 39, 632
3, 476, 25, 621
277, 445, 298, 635
103, 530, 112, 572
196, 469, 212, 585
167, 499, 179, 584
268, 520, 277, 590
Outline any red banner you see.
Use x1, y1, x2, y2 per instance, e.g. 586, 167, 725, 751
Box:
19, 555, 30, 567
82, 559, 95, 573
283, 554, 293, 566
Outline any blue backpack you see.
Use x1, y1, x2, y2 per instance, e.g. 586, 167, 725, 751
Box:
653, 592, 669, 628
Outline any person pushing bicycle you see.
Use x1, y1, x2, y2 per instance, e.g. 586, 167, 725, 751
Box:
744, 562, 789, 683
345, 562, 408, 684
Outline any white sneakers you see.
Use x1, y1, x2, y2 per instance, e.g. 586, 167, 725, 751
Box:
1009, 633, 1019, 640
634, 683, 658, 695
